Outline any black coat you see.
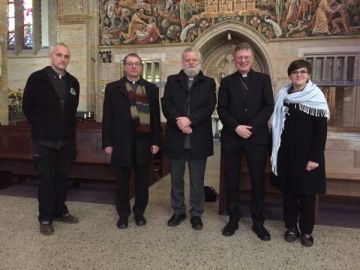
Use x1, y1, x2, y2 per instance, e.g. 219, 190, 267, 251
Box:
161, 71, 216, 159
217, 69, 274, 146
102, 77, 160, 167
22, 66, 80, 141
272, 103, 327, 194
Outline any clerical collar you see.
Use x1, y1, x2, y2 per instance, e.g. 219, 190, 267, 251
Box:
188, 77, 194, 81
241, 73, 248, 78
126, 77, 140, 84
48, 66, 66, 80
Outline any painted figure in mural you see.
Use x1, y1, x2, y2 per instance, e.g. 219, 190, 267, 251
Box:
275, 0, 285, 25
124, 17, 163, 44
271, 59, 329, 247
332, 0, 351, 33
162, 47, 216, 231
296, 0, 310, 21
312, 0, 336, 34
124, 8, 153, 40
285, 0, 300, 25
218, 42, 274, 239
102, 53, 161, 229
22, 43, 80, 235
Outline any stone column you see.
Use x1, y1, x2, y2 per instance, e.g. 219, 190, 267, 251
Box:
56, 0, 92, 112
0, 0, 9, 125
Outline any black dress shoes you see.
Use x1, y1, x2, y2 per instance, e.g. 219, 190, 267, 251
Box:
222, 220, 239, 237
134, 214, 147, 226
301, 234, 314, 247
167, 213, 186, 227
285, 228, 300, 243
39, 221, 54, 236
116, 217, 128, 229
54, 213, 79, 224
190, 216, 203, 230
252, 224, 271, 241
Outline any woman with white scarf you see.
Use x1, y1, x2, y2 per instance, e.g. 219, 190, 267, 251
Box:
271, 59, 329, 247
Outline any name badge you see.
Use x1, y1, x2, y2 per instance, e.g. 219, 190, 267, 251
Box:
70, 87, 77, 96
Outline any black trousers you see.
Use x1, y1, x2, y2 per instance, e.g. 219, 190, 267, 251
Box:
33, 141, 76, 223
283, 192, 316, 235
223, 143, 267, 224
115, 164, 149, 218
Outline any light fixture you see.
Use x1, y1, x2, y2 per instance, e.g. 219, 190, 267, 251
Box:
227, 32, 232, 41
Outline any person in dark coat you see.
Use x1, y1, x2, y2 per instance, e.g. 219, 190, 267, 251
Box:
217, 42, 274, 239
102, 53, 161, 229
271, 59, 329, 247
162, 47, 216, 230
22, 43, 80, 235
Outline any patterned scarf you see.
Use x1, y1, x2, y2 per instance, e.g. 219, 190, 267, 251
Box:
125, 81, 151, 133
271, 80, 330, 175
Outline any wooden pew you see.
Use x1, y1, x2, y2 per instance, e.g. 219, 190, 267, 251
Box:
0, 121, 169, 191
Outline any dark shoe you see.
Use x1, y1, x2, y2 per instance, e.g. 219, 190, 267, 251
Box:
39, 221, 54, 236
252, 224, 271, 241
222, 220, 239, 237
116, 217, 128, 229
54, 213, 79, 224
134, 214, 147, 226
190, 216, 203, 230
301, 234, 314, 247
285, 228, 300, 243
167, 213, 186, 227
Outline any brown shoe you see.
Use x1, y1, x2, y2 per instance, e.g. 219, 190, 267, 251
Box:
39, 222, 54, 235
54, 213, 79, 224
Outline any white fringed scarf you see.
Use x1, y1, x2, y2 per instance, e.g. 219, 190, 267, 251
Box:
271, 81, 330, 175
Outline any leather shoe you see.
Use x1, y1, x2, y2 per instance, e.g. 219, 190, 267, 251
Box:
134, 214, 147, 226
54, 213, 79, 224
285, 228, 300, 243
190, 216, 203, 230
39, 221, 54, 236
252, 224, 271, 241
301, 234, 314, 247
116, 217, 128, 229
167, 213, 186, 227
222, 220, 239, 237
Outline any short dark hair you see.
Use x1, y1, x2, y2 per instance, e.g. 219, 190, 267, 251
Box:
287, 59, 312, 76
233, 42, 254, 55
123, 53, 142, 65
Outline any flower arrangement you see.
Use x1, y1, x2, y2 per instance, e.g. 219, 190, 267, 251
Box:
8, 88, 23, 113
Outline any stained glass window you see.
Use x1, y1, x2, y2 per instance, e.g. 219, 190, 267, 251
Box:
7, 0, 15, 50
23, 0, 33, 49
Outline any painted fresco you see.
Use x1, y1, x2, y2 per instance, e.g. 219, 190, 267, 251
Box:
99, 0, 360, 45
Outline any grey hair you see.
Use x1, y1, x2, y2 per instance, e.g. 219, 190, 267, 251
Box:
49, 42, 70, 55
233, 42, 254, 56
182, 47, 202, 63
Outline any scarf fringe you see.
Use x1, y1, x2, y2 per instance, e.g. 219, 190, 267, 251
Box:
295, 104, 330, 118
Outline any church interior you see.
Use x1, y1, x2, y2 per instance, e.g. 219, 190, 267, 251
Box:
0, 0, 359, 269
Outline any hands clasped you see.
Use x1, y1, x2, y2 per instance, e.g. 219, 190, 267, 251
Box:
235, 125, 252, 139
176, 117, 192, 134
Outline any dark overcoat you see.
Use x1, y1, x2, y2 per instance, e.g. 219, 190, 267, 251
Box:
272, 103, 327, 194
102, 77, 160, 167
217, 69, 274, 146
161, 70, 216, 159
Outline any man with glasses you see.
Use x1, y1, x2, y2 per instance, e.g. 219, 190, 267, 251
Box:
102, 53, 161, 229
162, 47, 216, 230
218, 42, 274, 239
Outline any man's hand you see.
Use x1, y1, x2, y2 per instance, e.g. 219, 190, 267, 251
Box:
151, 145, 159, 154
235, 125, 252, 139
176, 117, 192, 130
306, 161, 319, 171
182, 126, 193, 135
104, 146, 113, 154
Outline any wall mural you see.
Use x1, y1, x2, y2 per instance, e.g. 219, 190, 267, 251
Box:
99, 0, 360, 46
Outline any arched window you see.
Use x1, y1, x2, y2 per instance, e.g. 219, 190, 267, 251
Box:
7, 0, 49, 54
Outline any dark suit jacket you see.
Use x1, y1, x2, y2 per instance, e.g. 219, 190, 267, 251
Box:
22, 66, 80, 142
217, 69, 274, 146
102, 77, 160, 167
161, 70, 216, 159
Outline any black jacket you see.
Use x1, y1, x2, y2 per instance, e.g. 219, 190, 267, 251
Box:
22, 66, 80, 141
102, 77, 161, 167
217, 69, 274, 146
161, 70, 216, 159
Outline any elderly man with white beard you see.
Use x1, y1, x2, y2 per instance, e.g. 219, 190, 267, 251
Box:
162, 47, 216, 230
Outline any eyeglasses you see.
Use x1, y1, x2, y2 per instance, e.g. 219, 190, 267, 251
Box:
290, 69, 308, 75
125, 62, 142, 67
236, 56, 252, 61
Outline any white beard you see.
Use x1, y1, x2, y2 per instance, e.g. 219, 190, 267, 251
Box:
183, 65, 201, 78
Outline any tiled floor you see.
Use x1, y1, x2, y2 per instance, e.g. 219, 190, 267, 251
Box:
0, 144, 359, 269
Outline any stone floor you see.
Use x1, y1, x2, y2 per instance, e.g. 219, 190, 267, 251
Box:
0, 144, 359, 270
